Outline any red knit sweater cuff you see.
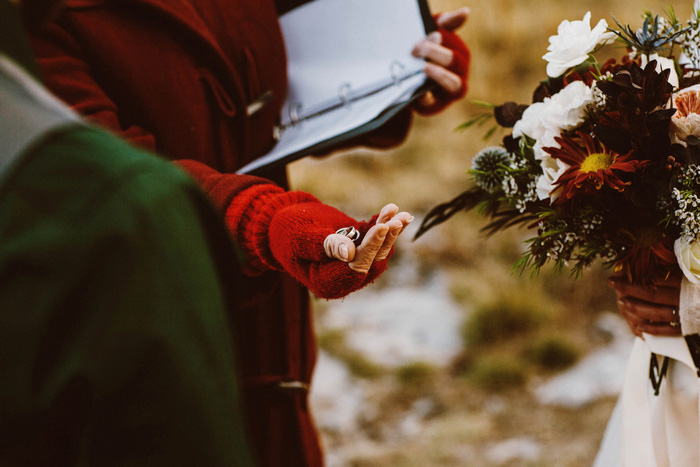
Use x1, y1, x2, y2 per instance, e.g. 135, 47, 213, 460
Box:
225, 185, 319, 275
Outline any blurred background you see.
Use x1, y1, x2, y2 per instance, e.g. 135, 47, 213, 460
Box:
287, 0, 693, 465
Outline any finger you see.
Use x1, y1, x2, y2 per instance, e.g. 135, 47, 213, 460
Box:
323, 234, 357, 262
618, 298, 681, 337
436, 7, 470, 31
412, 38, 454, 68
349, 224, 389, 274
424, 63, 463, 95
375, 219, 404, 261
631, 325, 644, 338
618, 307, 645, 338
416, 91, 438, 110
627, 319, 644, 338
618, 297, 677, 323
608, 277, 680, 307
390, 212, 414, 235
376, 203, 399, 224
637, 321, 682, 337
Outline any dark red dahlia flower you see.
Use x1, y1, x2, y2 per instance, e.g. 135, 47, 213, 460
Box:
545, 132, 646, 202
612, 226, 678, 284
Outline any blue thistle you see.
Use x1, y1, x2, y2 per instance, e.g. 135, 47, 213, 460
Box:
471, 147, 511, 193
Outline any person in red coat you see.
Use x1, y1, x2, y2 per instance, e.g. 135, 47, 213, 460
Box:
28, 1, 470, 464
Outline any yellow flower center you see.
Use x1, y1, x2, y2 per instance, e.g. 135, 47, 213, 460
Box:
579, 152, 613, 173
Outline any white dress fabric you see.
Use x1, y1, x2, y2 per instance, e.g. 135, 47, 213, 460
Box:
594, 335, 700, 466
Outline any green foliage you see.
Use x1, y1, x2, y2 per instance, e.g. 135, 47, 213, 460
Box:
344, 354, 386, 380
523, 335, 580, 370
317, 329, 386, 379
317, 328, 346, 354
457, 100, 497, 137
395, 361, 438, 388
468, 355, 526, 391
462, 294, 546, 346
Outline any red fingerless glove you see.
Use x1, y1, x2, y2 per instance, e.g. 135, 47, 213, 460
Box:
416, 27, 471, 115
226, 184, 389, 299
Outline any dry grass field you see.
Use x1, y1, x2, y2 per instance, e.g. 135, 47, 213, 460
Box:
288, 0, 694, 464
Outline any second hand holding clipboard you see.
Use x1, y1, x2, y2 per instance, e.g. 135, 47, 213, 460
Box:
237, 0, 435, 175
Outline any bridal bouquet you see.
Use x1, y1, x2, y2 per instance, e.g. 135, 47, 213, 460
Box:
417, 6, 700, 284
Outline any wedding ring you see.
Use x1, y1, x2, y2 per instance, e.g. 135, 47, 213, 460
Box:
672, 308, 677, 317
335, 226, 361, 243
670, 321, 680, 328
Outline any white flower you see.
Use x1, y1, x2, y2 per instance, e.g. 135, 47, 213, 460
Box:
543, 12, 616, 78
679, 52, 693, 68
512, 81, 594, 200
640, 53, 679, 89
547, 80, 595, 126
536, 156, 569, 201
513, 81, 593, 159
512, 101, 553, 156
675, 237, 700, 284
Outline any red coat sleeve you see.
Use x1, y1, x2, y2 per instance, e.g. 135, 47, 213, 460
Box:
30, 23, 157, 151
175, 160, 278, 275
176, 160, 272, 214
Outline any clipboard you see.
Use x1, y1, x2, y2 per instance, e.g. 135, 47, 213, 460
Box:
237, 0, 436, 174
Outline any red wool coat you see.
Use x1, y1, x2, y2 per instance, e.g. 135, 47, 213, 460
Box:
30, 0, 323, 465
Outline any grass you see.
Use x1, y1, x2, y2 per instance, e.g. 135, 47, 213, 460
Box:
461, 292, 549, 346
317, 329, 386, 379
467, 354, 527, 391
523, 335, 580, 371
395, 362, 439, 389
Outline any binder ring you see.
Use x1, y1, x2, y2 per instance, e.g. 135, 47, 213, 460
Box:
390, 60, 406, 87
338, 82, 352, 106
288, 102, 303, 125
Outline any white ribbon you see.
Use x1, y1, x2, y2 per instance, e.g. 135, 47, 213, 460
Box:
680, 277, 700, 336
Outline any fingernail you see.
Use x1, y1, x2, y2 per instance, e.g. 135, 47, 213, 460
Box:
406, 216, 415, 224
427, 31, 442, 44
411, 44, 423, 58
339, 243, 349, 261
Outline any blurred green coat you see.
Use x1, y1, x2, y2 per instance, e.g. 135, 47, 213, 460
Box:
0, 2, 255, 464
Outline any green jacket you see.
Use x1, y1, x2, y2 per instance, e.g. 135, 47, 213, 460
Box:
0, 3, 255, 464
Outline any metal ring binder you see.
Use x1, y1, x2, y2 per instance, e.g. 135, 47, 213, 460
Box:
279, 65, 424, 133
288, 102, 302, 125
338, 82, 352, 106
390, 60, 406, 87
